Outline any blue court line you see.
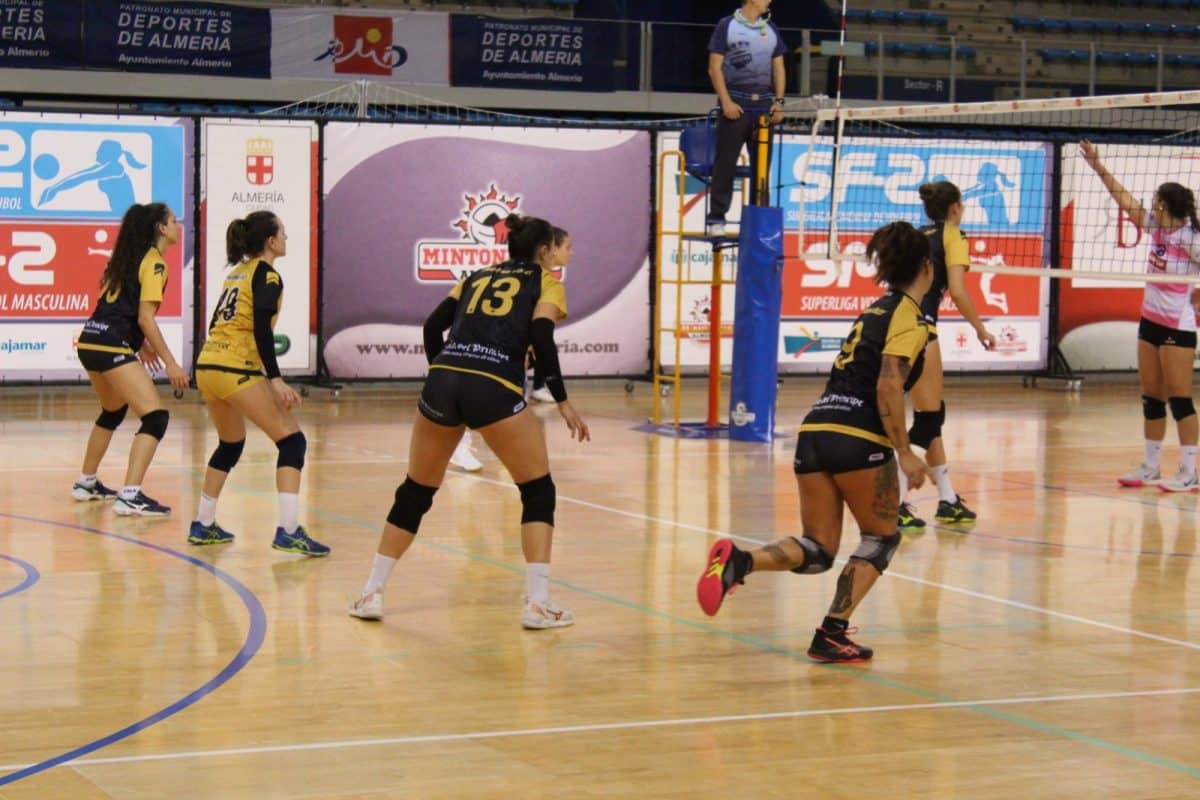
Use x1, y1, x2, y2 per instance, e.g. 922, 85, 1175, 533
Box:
0, 553, 39, 601
0, 513, 268, 787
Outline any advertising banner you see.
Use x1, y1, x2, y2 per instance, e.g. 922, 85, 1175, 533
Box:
0, 113, 191, 381
450, 15, 631, 92
201, 120, 317, 373
321, 124, 650, 379
271, 9, 448, 84
0, 1, 84, 70
1057, 143, 1200, 370
83, 0, 270, 78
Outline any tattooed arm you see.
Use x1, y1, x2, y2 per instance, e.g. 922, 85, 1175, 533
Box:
877, 354, 927, 490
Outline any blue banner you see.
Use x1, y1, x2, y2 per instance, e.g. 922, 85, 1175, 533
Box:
450, 15, 634, 92
83, 0, 270, 78
729, 206, 784, 443
0, 1, 84, 70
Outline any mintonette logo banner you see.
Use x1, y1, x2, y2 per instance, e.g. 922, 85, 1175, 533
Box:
0, 113, 191, 381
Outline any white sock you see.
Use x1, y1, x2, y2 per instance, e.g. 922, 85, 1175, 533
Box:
1182, 446, 1198, 475
119, 485, 140, 501
931, 464, 956, 504
278, 492, 299, 533
897, 464, 908, 505
1145, 439, 1163, 469
78, 473, 97, 486
196, 493, 218, 527
364, 553, 398, 594
526, 562, 550, 605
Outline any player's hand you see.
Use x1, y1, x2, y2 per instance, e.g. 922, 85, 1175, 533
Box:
557, 400, 590, 442
1079, 140, 1100, 170
138, 344, 163, 373
976, 326, 997, 350
770, 104, 784, 125
165, 363, 189, 392
897, 450, 927, 491
722, 100, 744, 120
271, 377, 302, 410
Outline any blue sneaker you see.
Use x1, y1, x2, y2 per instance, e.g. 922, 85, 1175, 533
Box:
188, 520, 235, 546
271, 525, 330, 557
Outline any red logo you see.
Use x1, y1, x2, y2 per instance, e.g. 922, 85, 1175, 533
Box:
320, 16, 408, 76
245, 138, 273, 186
415, 184, 524, 282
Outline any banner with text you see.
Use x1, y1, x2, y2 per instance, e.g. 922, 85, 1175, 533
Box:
450, 15, 630, 92
271, 10, 448, 84
321, 123, 650, 379
0, 113, 191, 381
202, 120, 317, 373
0, 1, 84, 70
83, 0, 270, 78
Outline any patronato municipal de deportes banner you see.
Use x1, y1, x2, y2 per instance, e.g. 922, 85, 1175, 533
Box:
0, 1, 85, 70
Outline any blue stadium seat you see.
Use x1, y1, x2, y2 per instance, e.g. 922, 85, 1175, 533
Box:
1092, 20, 1121, 35
867, 9, 897, 24
844, 8, 870, 21
1041, 18, 1069, 35
1009, 16, 1038, 31
864, 40, 880, 55
921, 12, 949, 26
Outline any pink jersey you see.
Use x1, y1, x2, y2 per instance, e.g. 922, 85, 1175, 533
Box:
1141, 220, 1200, 332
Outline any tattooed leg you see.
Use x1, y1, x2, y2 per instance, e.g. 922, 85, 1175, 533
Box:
871, 458, 900, 523
749, 537, 807, 572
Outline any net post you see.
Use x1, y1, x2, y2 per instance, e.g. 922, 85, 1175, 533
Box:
708, 248, 723, 428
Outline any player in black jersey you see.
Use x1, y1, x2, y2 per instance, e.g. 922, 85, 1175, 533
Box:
72, 202, 188, 516
897, 181, 996, 530
697, 221, 935, 662
351, 214, 589, 629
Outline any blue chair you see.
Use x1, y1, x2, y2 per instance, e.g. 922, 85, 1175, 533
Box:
1093, 20, 1121, 36
1067, 19, 1096, 35
679, 120, 753, 182
867, 9, 896, 24
922, 12, 949, 26
1042, 18, 1070, 35
844, 8, 870, 21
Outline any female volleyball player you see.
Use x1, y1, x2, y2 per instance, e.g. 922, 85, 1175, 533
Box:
73, 202, 188, 516
896, 180, 996, 530
1081, 140, 1200, 491
187, 211, 329, 556
698, 221, 934, 662
350, 214, 589, 628
528, 225, 572, 404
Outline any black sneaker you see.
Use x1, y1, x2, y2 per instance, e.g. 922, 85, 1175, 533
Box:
807, 626, 874, 663
898, 502, 926, 531
113, 491, 171, 517
72, 479, 117, 502
697, 538, 747, 616
934, 495, 977, 524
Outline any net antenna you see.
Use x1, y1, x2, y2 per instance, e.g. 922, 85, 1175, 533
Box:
792, 89, 1200, 285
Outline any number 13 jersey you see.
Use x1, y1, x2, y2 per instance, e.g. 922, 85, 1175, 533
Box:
197, 259, 282, 374
431, 261, 568, 396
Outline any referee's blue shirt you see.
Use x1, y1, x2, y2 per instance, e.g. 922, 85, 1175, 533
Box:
708, 14, 787, 98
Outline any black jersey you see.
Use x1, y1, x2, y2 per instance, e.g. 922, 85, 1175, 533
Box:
430, 260, 568, 395
918, 221, 969, 323
77, 247, 168, 355
801, 290, 932, 446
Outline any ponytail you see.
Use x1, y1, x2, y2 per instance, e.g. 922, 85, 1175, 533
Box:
226, 211, 279, 265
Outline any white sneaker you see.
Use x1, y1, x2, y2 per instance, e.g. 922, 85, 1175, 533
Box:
521, 597, 575, 629
1159, 469, 1200, 493
705, 220, 726, 237
530, 386, 555, 404
449, 432, 483, 472
348, 590, 384, 620
1118, 463, 1160, 487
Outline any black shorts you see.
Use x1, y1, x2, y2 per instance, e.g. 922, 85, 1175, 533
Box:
418, 367, 527, 430
1138, 317, 1197, 349
794, 428, 893, 475
77, 340, 138, 372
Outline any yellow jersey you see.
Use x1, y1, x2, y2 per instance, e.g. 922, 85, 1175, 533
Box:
197, 259, 282, 374
78, 247, 168, 354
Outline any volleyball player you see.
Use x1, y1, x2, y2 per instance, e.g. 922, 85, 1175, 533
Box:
73, 202, 188, 516
897, 181, 997, 530
528, 226, 572, 404
698, 221, 933, 662
350, 214, 589, 628
1081, 140, 1200, 491
187, 211, 329, 556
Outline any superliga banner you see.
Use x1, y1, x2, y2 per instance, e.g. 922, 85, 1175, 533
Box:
201, 120, 316, 372
321, 124, 650, 379
270, 10, 448, 84
0, 113, 190, 381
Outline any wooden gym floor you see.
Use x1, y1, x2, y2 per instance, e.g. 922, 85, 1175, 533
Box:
0, 377, 1198, 798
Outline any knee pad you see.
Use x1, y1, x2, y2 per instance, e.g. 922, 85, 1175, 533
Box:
789, 536, 834, 574
1169, 396, 1195, 421
908, 402, 945, 450
1143, 395, 1167, 421
95, 404, 128, 431
386, 477, 438, 533
518, 474, 556, 526
850, 533, 901, 574
207, 439, 245, 473
136, 408, 169, 441
275, 431, 307, 470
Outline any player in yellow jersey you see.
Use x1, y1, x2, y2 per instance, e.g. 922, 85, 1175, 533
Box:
188, 211, 329, 557
73, 202, 188, 516
350, 214, 590, 628
697, 221, 934, 662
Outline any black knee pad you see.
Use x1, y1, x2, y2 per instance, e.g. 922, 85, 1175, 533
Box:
1169, 396, 1195, 421
789, 536, 834, 574
518, 474, 556, 526
208, 439, 246, 473
95, 404, 128, 431
275, 431, 306, 470
850, 532, 901, 574
136, 408, 169, 441
386, 477, 438, 533
909, 402, 945, 450
1143, 395, 1167, 421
